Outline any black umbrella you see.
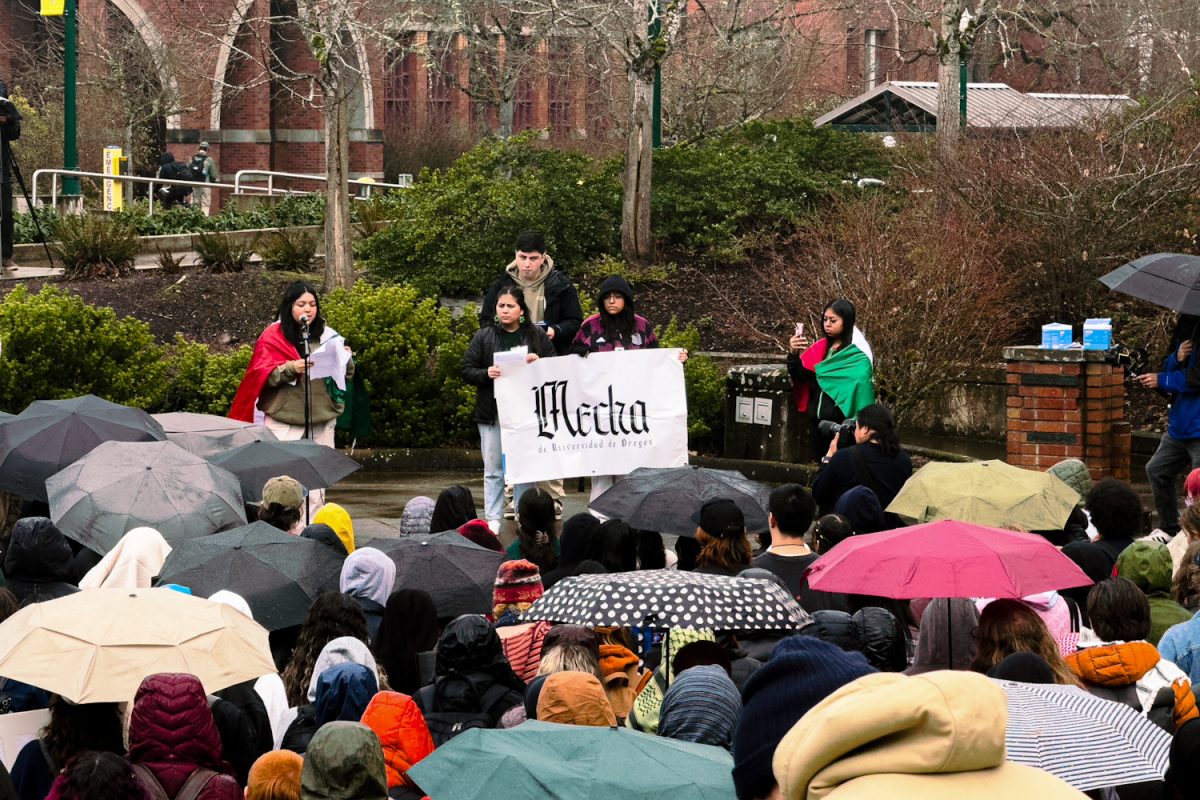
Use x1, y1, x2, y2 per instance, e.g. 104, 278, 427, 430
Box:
523, 570, 809, 631
1099, 253, 1200, 314
0, 395, 166, 502
588, 466, 772, 536
155, 521, 342, 630
207, 439, 360, 503
46, 440, 247, 554
362, 532, 505, 617
153, 412, 278, 459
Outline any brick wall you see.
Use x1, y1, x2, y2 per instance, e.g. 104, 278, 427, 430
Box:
1004, 347, 1131, 481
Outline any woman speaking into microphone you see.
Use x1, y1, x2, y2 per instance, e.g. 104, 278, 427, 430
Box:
230, 281, 354, 448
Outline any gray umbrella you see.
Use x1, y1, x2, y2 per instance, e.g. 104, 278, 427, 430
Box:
47, 440, 247, 554
588, 465, 772, 536
1099, 253, 1200, 314
208, 439, 360, 503
153, 412, 278, 459
363, 532, 506, 617
0, 395, 166, 502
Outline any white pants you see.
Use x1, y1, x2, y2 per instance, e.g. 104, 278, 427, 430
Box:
263, 415, 335, 515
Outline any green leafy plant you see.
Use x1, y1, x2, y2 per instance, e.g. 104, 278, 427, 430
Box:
659, 317, 725, 448
51, 214, 141, 279
0, 286, 166, 411
359, 132, 622, 296
155, 247, 186, 275
321, 283, 476, 446
194, 231, 257, 273
259, 228, 319, 271
159, 336, 253, 416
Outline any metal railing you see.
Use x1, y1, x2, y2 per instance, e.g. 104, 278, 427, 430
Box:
31, 167, 412, 215
233, 169, 413, 198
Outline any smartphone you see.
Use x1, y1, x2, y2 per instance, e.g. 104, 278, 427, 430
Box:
794, 322, 804, 338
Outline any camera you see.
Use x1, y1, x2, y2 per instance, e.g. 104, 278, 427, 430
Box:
0, 96, 14, 117
1105, 345, 1148, 378
817, 419, 856, 437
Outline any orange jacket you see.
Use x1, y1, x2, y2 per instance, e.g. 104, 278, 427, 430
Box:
360, 691, 436, 790
1067, 641, 1198, 730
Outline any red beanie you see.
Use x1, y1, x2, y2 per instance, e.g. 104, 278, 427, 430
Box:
493, 559, 544, 608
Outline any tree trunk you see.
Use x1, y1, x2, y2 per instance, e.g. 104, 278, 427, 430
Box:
499, 96, 515, 140
621, 72, 655, 266
936, 2, 965, 161
323, 83, 355, 291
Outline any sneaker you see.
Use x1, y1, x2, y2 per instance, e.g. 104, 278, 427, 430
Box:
1144, 528, 1174, 545
504, 500, 515, 520
554, 499, 563, 520
487, 519, 500, 535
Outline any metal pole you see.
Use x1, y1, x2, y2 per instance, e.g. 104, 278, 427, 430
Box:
959, 59, 967, 129
649, 0, 662, 148
63, 0, 80, 198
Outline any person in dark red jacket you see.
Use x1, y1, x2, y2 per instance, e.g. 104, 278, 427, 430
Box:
127, 673, 241, 800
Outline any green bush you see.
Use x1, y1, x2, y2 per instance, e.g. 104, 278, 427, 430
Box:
321, 283, 476, 446
52, 214, 141, 279
157, 336, 253, 416
359, 133, 622, 296
659, 317, 725, 448
259, 228, 319, 271
652, 120, 891, 261
0, 286, 166, 412
194, 231, 257, 273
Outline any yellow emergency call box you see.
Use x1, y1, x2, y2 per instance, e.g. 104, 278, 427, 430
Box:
102, 146, 124, 211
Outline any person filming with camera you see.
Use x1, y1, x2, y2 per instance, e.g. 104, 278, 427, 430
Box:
0, 79, 23, 269
1137, 314, 1200, 535
811, 403, 912, 517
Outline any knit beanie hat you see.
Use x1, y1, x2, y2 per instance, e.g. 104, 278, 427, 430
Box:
493, 559, 544, 616
1048, 459, 1092, 505
732, 636, 877, 800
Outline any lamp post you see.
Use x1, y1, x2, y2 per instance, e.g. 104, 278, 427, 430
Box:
649, 0, 662, 148
63, 0, 80, 198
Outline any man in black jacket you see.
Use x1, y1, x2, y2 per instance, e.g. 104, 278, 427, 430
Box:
479, 230, 582, 518
0, 79, 22, 269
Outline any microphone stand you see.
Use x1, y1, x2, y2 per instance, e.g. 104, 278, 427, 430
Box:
301, 317, 312, 526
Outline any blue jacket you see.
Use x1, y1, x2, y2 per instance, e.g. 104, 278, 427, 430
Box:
1159, 611, 1200, 685
1158, 346, 1200, 440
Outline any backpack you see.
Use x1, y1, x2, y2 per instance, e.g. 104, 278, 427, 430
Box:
188, 154, 208, 183
415, 681, 516, 746
131, 764, 218, 800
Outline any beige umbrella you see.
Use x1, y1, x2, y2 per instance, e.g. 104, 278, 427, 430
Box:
0, 588, 275, 703
885, 459, 1080, 531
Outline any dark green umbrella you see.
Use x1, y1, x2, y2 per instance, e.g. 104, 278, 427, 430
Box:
207, 439, 360, 502
362, 532, 504, 617
407, 720, 735, 800
0, 394, 166, 502
589, 465, 772, 536
155, 521, 342, 630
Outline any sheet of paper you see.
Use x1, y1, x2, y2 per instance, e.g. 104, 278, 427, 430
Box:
493, 346, 528, 366
307, 336, 351, 390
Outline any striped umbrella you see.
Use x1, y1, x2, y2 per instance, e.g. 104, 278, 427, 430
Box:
997, 679, 1171, 792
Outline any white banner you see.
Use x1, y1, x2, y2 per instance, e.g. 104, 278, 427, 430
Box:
494, 349, 689, 483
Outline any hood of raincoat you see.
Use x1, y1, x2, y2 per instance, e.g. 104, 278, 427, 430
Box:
300, 722, 388, 800
359, 691, 435, 790
313, 503, 355, 554
536, 671, 617, 727
1117, 541, 1175, 596
128, 672, 232, 796
302, 523, 349, 558
308, 635, 380, 703
907, 598, 980, 674
772, 671, 1087, 800
3, 517, 74, 584
339, 547, 396, 608
314, 662, 378, 726
79, 526, 171, 589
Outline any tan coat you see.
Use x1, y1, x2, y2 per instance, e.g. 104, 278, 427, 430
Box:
773, 671, 1086, 800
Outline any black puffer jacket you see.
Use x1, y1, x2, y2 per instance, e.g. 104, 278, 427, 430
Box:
799, 610, 860, 651
2, 518, 79, 606
851, 607, 908, 672
415, 615, 523, 722
461, 324, 555, 424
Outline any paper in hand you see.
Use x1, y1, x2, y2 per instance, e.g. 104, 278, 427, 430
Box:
307, 336, 352, 390
493, 346, 529, 367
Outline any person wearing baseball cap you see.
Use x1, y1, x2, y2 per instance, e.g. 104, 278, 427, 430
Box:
258, 475, 307, 534
692, 498, 753, 576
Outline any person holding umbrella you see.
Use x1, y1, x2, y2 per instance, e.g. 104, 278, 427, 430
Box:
1137, 314, 1200, 535
786, 299, 875, 460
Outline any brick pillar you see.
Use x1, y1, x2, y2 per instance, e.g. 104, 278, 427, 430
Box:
1004, 347, 1131, 481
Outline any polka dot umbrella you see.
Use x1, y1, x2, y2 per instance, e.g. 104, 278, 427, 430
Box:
522, 569, 810, 631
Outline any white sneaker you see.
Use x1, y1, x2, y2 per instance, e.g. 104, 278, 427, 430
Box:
487, 519, 501, 534
1144, 528, 1173, 545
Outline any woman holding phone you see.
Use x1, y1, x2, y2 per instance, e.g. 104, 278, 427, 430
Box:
786, 298, 875, 460
462, 284, 555, 532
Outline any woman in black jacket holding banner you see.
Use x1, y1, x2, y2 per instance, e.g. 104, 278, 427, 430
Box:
462, 284, 554, 532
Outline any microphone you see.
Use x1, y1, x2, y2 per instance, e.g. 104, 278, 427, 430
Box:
300, 314, 310, 332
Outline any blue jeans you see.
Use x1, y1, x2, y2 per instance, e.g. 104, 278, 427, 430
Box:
479, 423, 532, 523
1145, 432, 1200, 533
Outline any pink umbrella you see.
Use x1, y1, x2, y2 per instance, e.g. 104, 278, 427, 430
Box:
805, 519, 1093, 600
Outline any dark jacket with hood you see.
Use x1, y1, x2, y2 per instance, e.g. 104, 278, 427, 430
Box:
300, 722, 389, 800
542, 513, 602, 589
800, 608, 908, 672
570, 275, 660, 355
2, 518, 79, 606
414, 615, 523, 724
211, 680, 272, 786
127, 673, 241, 800
461, 324, 555, 424
480, 260, 584, 356
0, 81, 20, 185
283, 663, 379, 756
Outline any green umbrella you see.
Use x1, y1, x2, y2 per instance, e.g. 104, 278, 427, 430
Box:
885, 459, 1079, 531
407, 721, 734, 800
